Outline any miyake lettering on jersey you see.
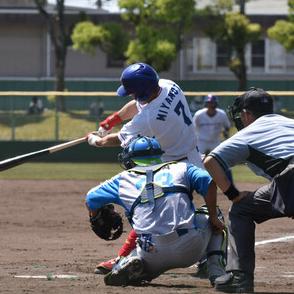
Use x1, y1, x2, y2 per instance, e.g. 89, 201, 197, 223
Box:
156, 84, 180, 121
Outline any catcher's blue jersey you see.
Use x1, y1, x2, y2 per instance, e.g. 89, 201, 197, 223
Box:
86, 162, 212, 235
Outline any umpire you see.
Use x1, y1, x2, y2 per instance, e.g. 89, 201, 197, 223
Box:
203, 87, 294, 293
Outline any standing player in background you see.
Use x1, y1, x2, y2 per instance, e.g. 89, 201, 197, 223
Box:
87, 62, 208, 275
193, 94, 231, 157
191, 94, 231, 278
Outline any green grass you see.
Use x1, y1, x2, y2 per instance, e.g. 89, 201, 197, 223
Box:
1, 109, 293, 141
0, 162, 267, 184
0, 162, 123, 181
232, 164, 267, 184
0, 110, 102, 140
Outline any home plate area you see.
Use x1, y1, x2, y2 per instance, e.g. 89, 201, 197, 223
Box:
1, 180, 293, 293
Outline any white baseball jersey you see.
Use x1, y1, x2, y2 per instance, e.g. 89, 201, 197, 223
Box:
86, 161, 225, 278
193, 108, 231, 154
118, 79, 203, 167
86, 162, 211, 235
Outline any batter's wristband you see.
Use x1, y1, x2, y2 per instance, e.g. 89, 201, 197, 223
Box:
224, 184, 240, 200
100, 112, 122, 130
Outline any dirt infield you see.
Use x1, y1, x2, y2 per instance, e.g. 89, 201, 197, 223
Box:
0, 179, 293, 294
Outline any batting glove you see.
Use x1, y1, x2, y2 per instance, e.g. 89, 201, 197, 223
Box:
87, 133, 101, 147
99, 112, 122, 131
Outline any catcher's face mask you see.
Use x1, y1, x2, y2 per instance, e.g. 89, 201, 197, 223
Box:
227, 96, 244, 131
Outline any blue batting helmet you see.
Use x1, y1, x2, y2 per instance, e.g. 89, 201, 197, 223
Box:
117, 63, 159, 102
118, 136, 164, 169
204, 94, 218, 106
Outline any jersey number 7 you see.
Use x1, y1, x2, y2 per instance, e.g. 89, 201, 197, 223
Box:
174, 101, 192, 126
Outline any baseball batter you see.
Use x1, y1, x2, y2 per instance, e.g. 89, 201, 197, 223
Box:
193, 94, 231, 156
86, 136, 226, 286
90, 63, 203, 166
204, 87, 294, 293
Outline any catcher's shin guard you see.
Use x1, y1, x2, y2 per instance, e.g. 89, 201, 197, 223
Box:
195, 205, 228, 285
206, 228, 227, 286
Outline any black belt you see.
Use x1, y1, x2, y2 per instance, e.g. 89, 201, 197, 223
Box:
176, 227, 198, 237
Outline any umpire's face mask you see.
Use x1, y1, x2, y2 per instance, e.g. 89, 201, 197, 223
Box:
227, 97, 244, 131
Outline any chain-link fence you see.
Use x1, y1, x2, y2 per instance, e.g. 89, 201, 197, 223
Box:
0, 91, 293, 141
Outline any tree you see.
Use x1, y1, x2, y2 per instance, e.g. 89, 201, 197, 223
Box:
268, 0, 294, 52
34, 0, 71, 111
71, 21, 128, 63
71, 0, 196, 73
96, 0, 112, 9
119, 0, 196, 71
204, 0, 261, 90
35, 0, 112, 111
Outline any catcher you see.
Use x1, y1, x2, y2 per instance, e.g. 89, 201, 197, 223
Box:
85, 136, 227, 286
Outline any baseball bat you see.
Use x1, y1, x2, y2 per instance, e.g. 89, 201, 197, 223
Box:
0, 136, 86, 172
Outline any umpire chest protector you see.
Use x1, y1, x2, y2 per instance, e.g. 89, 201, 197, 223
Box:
120, 161, 193, 224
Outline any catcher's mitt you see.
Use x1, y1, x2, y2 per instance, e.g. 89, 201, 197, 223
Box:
90, 204, 123, 241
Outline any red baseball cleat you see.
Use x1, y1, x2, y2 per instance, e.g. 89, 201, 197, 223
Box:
94, 258, 118, 275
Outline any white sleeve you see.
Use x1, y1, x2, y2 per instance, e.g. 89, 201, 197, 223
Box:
219, 110, 231, 128
118, 114, 149, 147
193, 111, 201, 132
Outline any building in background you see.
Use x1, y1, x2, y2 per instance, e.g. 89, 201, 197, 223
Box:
0, 0, 293, 89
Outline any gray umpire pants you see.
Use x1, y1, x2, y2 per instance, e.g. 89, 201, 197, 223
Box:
227, 164, 294, 275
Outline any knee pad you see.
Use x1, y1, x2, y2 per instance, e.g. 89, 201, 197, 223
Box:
195, 205, 225, 223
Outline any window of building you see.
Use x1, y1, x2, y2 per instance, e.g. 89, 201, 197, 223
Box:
251, 39, 265, 67
286, 52, 294, 72
192, 38, 215, 72
216, 43, 230, 67
266, 39, 285, 73
190, 38, 285, 75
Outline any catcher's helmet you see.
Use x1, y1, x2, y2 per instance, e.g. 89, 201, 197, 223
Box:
204, 94, 218, 107
117, 63, 159, 102
118, 136, 164, 169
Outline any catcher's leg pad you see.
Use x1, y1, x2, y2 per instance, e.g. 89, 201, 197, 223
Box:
206, 225, 228, 284
195, 205, 227, 284
104, 250, 146, 286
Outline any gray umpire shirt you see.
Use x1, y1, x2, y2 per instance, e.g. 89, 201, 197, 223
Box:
209, 114, 294, 180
